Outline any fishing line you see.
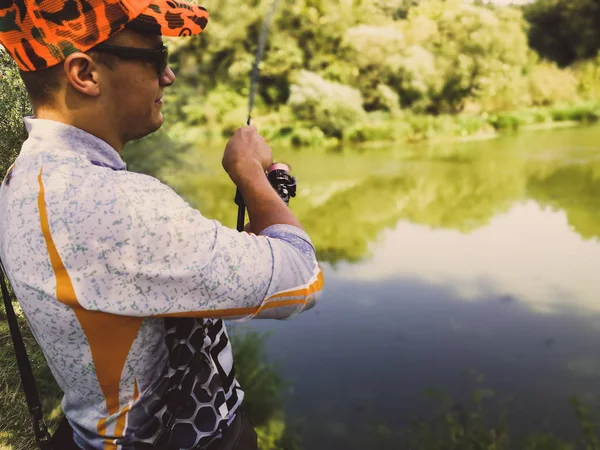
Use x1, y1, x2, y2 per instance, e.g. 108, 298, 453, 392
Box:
236, 0, 281, 231
247, 0, 281, 126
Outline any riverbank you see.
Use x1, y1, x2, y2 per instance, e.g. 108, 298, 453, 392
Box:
166, 101, 600, 152
121, 102, 600, 182
280, 101, 600, 149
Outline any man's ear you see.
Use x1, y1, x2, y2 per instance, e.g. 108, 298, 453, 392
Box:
63, 53, 101, 98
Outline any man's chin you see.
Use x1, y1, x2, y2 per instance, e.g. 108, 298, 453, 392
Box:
127, 116, 164, 143
150, 113, 164, 133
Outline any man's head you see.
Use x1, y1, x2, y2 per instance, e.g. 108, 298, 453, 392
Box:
0, 0, 209, 151
20, 29, 177, 148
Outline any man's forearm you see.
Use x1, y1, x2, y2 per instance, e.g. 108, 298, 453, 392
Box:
234, 163, 303, 235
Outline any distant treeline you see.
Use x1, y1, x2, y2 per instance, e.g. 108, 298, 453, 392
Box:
155, 0, 600, 146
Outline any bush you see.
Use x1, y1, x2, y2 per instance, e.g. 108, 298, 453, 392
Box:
529, 62, 580, 106
343, 24, 405, 71
488, 112, 525, 131
405, 114, 445, 141
453, 115, 490, 137
574, 53, 600, 101
549, 103, 600, 123
345, 124, 380, 144
374, 84, 401, 114
181, 85, 247, 127
288, 71, 366, 139
220, 106, 250, 136
345, 116, 400, 143
290, 126, 326, 148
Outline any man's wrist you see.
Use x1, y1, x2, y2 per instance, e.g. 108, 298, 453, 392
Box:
229, 160, 266, 187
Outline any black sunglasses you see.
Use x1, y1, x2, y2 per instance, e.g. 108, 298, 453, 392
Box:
92, 43, 169, 76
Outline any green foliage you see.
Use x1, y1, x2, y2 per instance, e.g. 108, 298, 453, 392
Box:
288, 71, 365, 138
523, 0, 600, 67
345, 117, 401, 144
549, 103, 600, 124
374, 84, 402, 114
121, 128, 191, 180
140, 0, 600, 149
573, 54, 600, 101
529, 61, 580, 107
528, 160, 600, 241
403, 1, 531, 114
290, 126, 327, 148
229, 330, 285, 428
0, 48, 32, 177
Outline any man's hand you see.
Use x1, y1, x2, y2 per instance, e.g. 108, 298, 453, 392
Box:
222, 126, 303, 235
222, 126, 273, 185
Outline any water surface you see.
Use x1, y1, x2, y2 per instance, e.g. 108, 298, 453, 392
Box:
168, 125, 600, 448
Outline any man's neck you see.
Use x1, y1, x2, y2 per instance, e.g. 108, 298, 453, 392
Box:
33, 108, 124, 153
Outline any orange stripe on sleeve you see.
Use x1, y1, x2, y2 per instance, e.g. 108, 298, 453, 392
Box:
264, 270, 325, 302
159, 269, 325, 319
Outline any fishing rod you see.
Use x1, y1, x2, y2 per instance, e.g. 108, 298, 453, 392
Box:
235, 0, 296, 232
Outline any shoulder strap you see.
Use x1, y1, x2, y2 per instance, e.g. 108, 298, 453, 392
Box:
0, 260, 53, 449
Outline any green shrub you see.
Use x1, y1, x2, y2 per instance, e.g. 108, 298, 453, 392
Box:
290, 126, 327, 148
220, 106, 250, 136
549, 103, 600, 123
345, 121, 397, 144
288, 71, 366, 139
374, 84, 402, 114
529, 62, 580, 106
406, 114, 437, 139
182, 85, 247, 127
453, 115, 489, 137
574, 53, 600, 101
488, 112, 525, 131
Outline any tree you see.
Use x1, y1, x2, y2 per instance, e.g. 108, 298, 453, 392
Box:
523, 0, 600, 67
0, 48, 32, 177
404, 0, 531, 114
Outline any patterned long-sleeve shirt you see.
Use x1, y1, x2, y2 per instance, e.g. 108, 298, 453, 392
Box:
0, 117, 324, 450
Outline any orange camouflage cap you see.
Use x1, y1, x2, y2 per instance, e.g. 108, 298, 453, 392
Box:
0, 0, 209, 72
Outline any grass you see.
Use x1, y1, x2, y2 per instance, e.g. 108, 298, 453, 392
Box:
0, 301, 63, 450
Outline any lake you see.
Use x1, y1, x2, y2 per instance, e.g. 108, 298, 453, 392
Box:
166, 125, 600, 449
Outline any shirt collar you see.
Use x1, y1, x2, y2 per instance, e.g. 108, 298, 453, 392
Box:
23, 116, 127, 171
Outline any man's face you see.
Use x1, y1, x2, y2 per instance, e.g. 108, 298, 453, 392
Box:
100, 29, 176, 143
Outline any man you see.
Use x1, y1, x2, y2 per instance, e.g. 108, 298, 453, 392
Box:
0, 1, 324, 449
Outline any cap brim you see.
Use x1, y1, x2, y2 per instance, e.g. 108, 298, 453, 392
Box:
127, 0, 209, 37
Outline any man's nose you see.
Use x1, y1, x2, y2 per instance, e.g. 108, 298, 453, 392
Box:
160, 66, 176, 86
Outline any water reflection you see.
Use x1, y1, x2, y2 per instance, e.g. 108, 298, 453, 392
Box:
247, 263, 600, 449
166, 126, 600, 266
338, 201, 600, 315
